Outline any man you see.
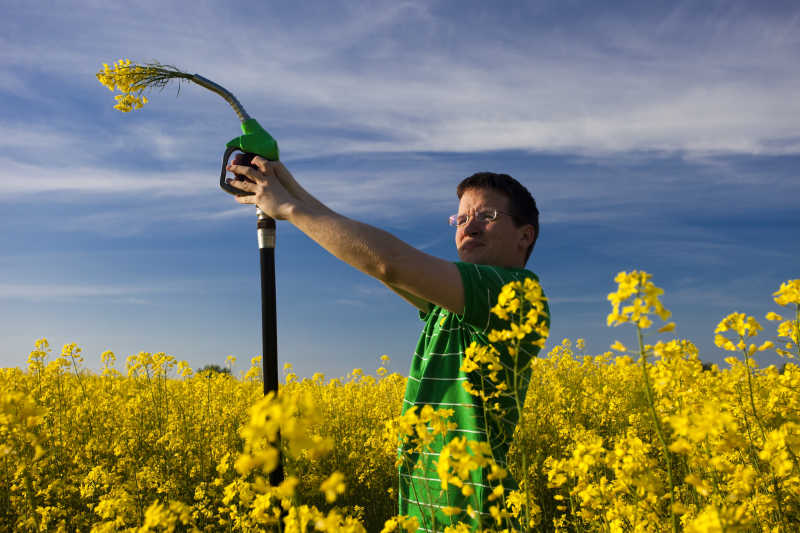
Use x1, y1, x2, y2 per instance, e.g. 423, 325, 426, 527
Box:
227, 158, 547, 531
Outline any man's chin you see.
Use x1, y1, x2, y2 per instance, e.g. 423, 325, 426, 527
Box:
458, 249, 517, 268
458, 249, 488, 265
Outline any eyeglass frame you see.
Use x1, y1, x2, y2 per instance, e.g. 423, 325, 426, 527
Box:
448, 208, 514, 227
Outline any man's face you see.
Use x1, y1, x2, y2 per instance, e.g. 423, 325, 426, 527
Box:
454, 188, 532, 268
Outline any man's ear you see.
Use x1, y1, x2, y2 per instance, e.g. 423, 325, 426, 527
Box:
519, 224, 535, 249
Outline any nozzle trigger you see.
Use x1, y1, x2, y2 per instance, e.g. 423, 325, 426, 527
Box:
220, 146, 256, 196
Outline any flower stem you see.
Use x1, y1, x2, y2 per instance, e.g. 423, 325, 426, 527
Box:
636, 326, 678, 533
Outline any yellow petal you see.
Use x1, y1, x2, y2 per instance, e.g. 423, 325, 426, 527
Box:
657, 322, 676, 333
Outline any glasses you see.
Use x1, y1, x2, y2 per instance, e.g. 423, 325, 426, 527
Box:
449, 208, 510, 227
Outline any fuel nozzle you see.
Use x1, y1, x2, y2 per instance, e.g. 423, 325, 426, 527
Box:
220, 119, 279, 196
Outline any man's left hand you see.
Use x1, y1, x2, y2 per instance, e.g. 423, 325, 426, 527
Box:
226, 156, 297, 220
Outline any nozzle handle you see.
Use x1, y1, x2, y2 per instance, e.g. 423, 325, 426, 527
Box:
220, 146, 256, 196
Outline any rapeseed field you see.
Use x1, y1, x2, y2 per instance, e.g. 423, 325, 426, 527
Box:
1, 274, 798, 532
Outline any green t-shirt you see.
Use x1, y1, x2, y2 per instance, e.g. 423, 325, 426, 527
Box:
398, 262, 549, 532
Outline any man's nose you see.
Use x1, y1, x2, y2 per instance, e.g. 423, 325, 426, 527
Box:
463, 215, 483, 234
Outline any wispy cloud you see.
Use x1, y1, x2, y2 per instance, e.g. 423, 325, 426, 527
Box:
0, 157, 218, 197
0, 282, 170, 304
334, 281, 396, 307
223, 2, 800, 156
3, 2, 797, 240
3, 2, 800, 159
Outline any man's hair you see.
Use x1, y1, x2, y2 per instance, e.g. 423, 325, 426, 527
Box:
456, 172, 539, 264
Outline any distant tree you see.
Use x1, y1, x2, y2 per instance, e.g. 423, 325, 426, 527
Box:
701, 361, 715, 372
198, 364, 231, 375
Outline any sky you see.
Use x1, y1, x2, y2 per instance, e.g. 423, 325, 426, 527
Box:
1, 1, 798, 379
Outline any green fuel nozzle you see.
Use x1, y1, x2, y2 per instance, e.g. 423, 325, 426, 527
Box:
187, 74, 279, 196
227, 118, 279, 160
220, 118, 280, 196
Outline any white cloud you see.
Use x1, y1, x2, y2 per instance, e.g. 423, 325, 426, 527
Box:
4, 2, 800, 159
0, 157, 215, 197
0, 282, 161, 304
1, 2, 798, 233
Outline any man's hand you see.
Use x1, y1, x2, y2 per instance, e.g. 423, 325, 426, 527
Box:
226, 156, 297, 219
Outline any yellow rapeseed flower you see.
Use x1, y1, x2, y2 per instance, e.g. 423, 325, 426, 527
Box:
773, 279, 800, 306
96, 59, 191, 112
607, 270, 671, 329
320, 471, 346, 503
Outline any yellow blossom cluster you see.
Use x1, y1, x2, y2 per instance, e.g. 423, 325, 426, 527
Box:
1, 274, 799, 531
96, 59, 190, 112
766, 279, 800, 359
462, 277, 549, 424
714, 312, 771, 354
774, 279, 800, 307
461, 342, 507, 402
489, 277, 549, 350
388, 404, 457, 464
96, 59, 152, 112
607, 270, 672, 330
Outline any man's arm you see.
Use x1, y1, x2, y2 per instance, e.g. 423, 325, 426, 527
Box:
226, 157, 463, 315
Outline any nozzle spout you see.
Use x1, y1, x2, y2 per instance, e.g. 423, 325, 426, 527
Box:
190, 74, 251, 123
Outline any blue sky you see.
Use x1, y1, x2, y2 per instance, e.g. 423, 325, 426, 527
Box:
1, 1, 798, 378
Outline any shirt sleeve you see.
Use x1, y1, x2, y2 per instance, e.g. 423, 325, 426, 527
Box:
454, 262, 538, 334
